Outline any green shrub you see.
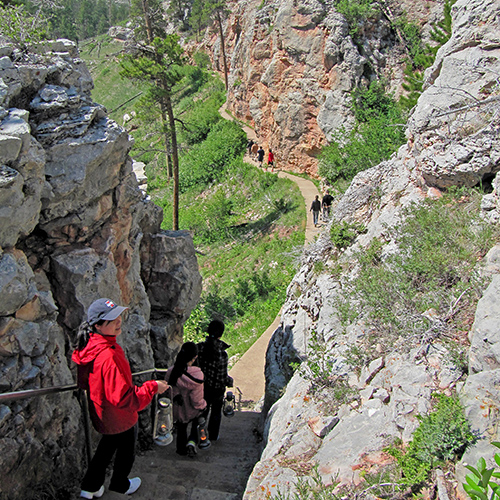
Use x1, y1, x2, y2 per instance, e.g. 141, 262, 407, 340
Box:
387, 394, 476, 488
319, 82, 406, 185
330, 221, 366, 249
179, 120, 247, 192
333, 0, 378, 36
349, 189, 499, 344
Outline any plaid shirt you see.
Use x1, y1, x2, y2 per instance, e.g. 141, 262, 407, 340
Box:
197, 338, 231, 390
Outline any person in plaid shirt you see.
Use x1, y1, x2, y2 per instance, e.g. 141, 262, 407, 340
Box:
197, 319, 233, 441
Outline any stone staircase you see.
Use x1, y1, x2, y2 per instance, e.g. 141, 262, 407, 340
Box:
102, 410, 262, 500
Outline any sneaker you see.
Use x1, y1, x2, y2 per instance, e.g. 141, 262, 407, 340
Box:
186, 441, 197, 458
198, 438, 211, 449
125, 477, 141, 495
80, 486, 104, 499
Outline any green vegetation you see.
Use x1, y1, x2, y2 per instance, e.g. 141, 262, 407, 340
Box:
339, 188, 499, 354
84, 37, 304, 360
318, 81, 406, 186
330, 221, 366, 250
464, 442, 500, 499
333, 0, 378, 36
0, 2, 48, 51
387, 394, 476, 489
11, 0, 129, 41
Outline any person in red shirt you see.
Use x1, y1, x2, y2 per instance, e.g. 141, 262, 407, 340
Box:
72, 298, 169, 499
267, 148, 275, 172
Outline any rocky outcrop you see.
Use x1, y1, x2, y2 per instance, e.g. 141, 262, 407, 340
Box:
198, 0, 444, 175
0, 40, 201, 499
246, 0, 500, 497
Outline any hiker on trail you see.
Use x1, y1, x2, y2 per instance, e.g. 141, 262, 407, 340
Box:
322, 189, 334, 221
166, 342, 207, 458
251, 142, 259, 159
247, 139, 254, 156
267, 148, 275, 172
197, 319, 233, 442
257, 146, 265, 167
72, 298, 169, 499
310, 195, 321, 227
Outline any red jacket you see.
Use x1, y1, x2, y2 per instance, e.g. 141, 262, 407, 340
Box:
72, 333, 158, 434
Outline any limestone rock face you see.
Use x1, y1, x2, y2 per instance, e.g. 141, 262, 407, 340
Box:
247, 0, 500, 496
0, 40, 201, 499
198, 0, 443, 175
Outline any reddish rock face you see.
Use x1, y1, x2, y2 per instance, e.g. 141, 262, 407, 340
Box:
195, 0, 443, 176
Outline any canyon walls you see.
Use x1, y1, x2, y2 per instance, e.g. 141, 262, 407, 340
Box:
198, 0, 444, 175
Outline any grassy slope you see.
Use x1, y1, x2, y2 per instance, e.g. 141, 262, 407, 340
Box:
80, 37, 305, 360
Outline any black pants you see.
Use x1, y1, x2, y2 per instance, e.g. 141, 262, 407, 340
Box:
203, 386, 225, 441
176, 418, 199, 454
81, 424, 137, 494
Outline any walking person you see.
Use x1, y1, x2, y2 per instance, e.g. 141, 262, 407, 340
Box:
72, 298, 169, 499
197, 319, 233, 442
246, 139, 254, 156
257, 146, 265, 168
267, 148, 275, 172
165, 342, 207, 457
251, 142, 259, 160
322, 189, 334, 222
310, 195, 321, 227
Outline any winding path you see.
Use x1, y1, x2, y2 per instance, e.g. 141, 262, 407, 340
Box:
222, 104, 321, 406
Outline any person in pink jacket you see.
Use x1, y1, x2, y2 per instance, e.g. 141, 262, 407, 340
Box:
72, 298, 169, 499
166, 342, 207, 457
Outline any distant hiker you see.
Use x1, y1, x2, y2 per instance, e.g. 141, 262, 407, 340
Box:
247, 139, 254, 156
310, 195, 321, 226
166, 342, 207, 458
251, 142, 259, 159
267, 148, 275, 172
322, 190, 334, 221
72, 298, 169, 499
197, 319, 233, 442
257, 146, 265, 167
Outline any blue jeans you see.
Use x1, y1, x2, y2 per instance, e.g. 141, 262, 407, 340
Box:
312, 211, 319, 225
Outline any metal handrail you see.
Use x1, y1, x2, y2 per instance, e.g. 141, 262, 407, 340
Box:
0, 367, 171, 463
0, 368, 169, 403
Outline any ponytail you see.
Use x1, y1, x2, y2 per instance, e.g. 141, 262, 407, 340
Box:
75, 321, 93, 350
74, 319, 105, 350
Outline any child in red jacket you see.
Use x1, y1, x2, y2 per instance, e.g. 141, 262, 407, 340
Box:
72, 298, 169, 499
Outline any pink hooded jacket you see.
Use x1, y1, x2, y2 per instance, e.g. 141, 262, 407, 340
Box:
165, 365, 207, 423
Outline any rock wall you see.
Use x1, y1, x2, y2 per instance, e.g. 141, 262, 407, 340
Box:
197, 0, 444, 175
0, 40, 202, 498
246, 0, 500, 497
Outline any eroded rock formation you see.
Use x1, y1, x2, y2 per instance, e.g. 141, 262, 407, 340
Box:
198, 0, 444, 175
0, 39, 201, 498
248, 0, 500, 497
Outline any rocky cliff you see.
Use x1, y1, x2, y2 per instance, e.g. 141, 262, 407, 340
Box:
245, 0, 500, 497
198, 0, 444, 175
0, 40, 201, 498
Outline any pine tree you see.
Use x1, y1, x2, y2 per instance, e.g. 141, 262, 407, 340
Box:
122, 0, 188, 230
